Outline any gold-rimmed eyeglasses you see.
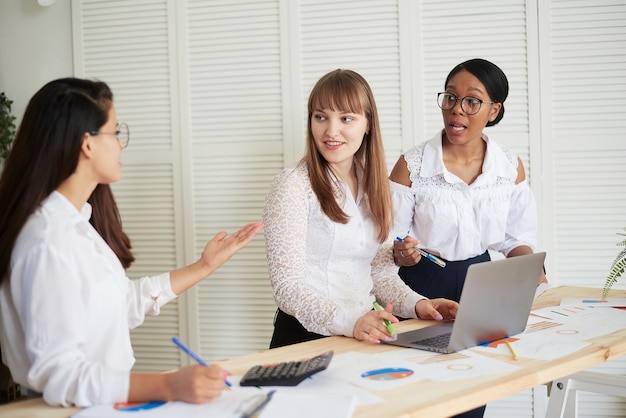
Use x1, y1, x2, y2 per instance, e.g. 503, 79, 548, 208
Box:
88, 122, 130, 149
437, 92, 495, 115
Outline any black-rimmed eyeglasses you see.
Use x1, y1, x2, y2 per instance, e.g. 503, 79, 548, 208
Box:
437, 92, 495, 115
88, 122, 130, 149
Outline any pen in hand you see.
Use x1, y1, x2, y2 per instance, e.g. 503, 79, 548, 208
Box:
373, 301, 396, 336
171, 336, 232, 387
395, 237, 446, 268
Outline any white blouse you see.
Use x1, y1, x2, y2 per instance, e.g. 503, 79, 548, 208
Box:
263, 163, 423, 338
0, 191, 177, 407
391, 131, 538, 261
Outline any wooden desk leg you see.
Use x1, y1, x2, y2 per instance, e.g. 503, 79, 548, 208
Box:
545, 372, 626, 418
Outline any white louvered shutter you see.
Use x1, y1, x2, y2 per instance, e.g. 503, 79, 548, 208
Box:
185, 0, 282, 361
542, 1, 626, 416
547, 0, 626, 289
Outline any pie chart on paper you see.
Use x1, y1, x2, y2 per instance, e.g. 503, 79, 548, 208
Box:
113, 401, 167, 411
360, 367, 414, 381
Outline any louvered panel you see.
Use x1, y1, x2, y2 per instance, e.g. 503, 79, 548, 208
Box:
550, 2, 626, 136
78, 0, 173, 151
553, 149, 626, 288
300, 0, 403, 162
192, 153, 282, 362
186, 0, 283, 361
549, 0, 626, 306
187, 0, 282, 147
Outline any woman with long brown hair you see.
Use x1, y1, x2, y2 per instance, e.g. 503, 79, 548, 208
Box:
263, 69, 458, 348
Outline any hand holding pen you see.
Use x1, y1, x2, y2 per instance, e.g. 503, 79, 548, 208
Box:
172, 336, 232, 391
354, 302, 399, 344
373, 301, 397, 336
395, 236, 446, 268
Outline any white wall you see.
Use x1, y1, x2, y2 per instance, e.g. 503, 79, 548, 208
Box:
0, 0, 72, 123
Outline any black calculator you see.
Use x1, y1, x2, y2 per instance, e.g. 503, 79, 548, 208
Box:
239, 350, 333, 386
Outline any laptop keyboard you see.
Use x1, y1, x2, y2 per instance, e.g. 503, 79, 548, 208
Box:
411, 333, 451, 348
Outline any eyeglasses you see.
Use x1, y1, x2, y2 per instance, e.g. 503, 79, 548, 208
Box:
88, 122, 130, 149
437, 92, 495, 115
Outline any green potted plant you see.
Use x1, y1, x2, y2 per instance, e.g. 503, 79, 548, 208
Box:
0, 92, 18, 403
602, 227, 626, 300
0, 92, 17, 164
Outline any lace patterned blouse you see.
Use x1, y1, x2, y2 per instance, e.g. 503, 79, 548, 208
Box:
391, 131, 538, 261
263, 162, 423, 337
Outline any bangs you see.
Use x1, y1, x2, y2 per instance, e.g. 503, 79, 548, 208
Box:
310, 78, 365, 115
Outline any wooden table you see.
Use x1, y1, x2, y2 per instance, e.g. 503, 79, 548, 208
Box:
1, 286, 625, 418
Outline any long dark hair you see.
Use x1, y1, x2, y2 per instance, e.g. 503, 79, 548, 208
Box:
0, 78, 134, 284
88, 184, 135, 269
445, 58, 509, 126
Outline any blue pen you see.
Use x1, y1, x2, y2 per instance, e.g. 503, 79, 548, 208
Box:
395, 237, 446, 268
172, 336, 232, 387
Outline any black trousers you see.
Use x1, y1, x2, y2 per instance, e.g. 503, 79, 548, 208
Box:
269, 309, 327, 349
399, 251, 491, 418
398, 251, 491, 302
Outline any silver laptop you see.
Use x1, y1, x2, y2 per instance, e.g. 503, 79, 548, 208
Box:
384, 252, 546, 354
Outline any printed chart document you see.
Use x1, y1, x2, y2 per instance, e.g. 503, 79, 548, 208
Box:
560, 297, 626, 307
71, 387, 273, 418
72, 368, 375, 418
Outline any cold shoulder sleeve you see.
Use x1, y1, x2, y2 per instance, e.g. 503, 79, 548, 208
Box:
491, 179, 538, 255
390, 179, 415, 239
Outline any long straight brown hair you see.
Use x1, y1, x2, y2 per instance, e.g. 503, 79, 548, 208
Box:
0, 78, 134, 285
303, 69, 392, 243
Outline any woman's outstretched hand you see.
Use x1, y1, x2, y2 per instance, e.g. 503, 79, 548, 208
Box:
199, 221, 265, 273
170, 221, 264, 295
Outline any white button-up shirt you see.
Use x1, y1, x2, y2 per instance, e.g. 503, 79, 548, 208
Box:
0, 191, 176, 407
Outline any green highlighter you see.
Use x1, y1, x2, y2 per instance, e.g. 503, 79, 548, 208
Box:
373, 301, 396, 335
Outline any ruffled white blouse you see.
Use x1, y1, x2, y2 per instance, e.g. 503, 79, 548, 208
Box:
391, 131, 538, 261
263, 163, 423, 337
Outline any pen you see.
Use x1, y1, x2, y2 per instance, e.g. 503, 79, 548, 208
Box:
171, 336, 232, 387
395, 237, 446, 268
373, 301, 396, 335
240, 390, 275, 418
505, 340, 518, 360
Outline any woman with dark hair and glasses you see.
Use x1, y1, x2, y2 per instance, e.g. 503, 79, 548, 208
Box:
0, 78, 263, 407
389, 59, 547, 417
